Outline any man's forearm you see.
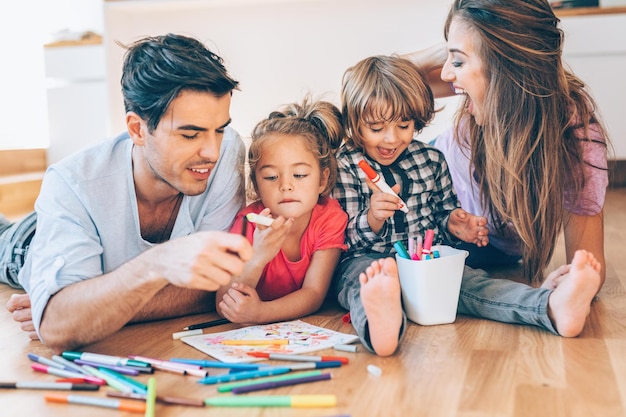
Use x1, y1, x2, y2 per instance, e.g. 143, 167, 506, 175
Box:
401, 43, 454, 98
131, 285, 216, 323
38, 258, 169, 353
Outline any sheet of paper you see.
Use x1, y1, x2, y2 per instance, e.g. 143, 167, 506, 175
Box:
181, 320, 359, 363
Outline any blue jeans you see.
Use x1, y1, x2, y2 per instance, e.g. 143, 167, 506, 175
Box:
0, 212, 37, 289
459, 266, 557, 334
333, 253, 558, 352
457, 242, 522, 269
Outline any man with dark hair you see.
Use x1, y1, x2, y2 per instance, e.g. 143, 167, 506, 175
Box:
2, 34, 252, 353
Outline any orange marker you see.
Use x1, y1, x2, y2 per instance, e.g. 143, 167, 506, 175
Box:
358, 160, 409, 213
44, 393, 146, 413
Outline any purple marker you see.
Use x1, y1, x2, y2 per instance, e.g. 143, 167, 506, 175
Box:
231, 372, 332, 394
74, 359, 140, 376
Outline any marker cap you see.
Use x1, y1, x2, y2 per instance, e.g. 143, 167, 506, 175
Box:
358, 160, 378, 180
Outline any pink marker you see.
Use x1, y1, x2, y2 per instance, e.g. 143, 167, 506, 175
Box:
412, 234, 422, 260
422, 229, 435, 257
31, 363, 106, 385
358, 160, 409, 213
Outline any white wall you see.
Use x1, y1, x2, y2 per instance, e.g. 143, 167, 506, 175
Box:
103, 0, 458, 145
0, 0, 103, 150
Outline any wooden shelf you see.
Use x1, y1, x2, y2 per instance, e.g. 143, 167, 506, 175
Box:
555, 6, 626, 16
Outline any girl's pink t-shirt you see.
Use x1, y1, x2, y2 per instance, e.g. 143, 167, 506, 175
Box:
230, 197, 348, 301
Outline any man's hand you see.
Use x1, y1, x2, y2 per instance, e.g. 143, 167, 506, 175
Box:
6, 293, 39, 340
150, 231, 254, 291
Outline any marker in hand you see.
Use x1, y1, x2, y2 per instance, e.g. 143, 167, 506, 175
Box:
358, 160, 409, 213
245, 212, 274, 227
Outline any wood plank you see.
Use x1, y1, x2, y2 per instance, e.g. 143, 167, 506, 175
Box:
0, 188, 623, 416
0, 174, 43, 218
0, 148, 47, 176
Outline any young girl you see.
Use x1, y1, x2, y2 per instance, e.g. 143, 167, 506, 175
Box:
334, 54, 602, 357
332, 55, 489, 356
216, 98, 348, 324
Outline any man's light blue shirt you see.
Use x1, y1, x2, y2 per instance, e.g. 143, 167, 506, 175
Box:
21, 128, 245, 336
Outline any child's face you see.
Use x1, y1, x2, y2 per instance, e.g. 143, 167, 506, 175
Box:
359, 109, 415, 166
254, 133, 328, 220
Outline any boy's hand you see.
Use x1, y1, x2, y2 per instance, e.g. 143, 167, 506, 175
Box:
448, 208, 489, 247
365, 178, 403, 233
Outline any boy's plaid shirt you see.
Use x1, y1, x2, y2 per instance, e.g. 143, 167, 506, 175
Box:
332, 139, 461, 256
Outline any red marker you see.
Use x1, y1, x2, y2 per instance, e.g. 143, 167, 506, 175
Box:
342, 312, 351, 323
358, 160, 409, 213
247, 352, 349, 364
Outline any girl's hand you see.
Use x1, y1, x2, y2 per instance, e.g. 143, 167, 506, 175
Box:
218, 282, 264, 324
250, 209, 294, 264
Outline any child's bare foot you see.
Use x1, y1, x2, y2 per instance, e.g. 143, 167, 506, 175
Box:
360, 257, 403, 356
548, 250, 602, 337
448, 208, 489, 247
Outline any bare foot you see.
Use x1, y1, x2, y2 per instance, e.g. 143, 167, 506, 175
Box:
447, 208, 489, 247
360, 258, 403, 356
548, 250, 602, 337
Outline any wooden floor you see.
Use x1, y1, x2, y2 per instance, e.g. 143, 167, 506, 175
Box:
0, 188, 625, 417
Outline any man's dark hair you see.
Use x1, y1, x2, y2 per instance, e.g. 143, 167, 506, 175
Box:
121, 33, 239, 132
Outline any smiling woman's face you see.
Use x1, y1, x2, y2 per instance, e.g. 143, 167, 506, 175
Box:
441, 17, 489, 125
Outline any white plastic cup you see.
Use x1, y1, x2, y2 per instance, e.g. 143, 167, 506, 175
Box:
395, 245, 468, 325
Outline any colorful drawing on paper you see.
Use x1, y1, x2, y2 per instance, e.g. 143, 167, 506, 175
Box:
181, 320, 359, 363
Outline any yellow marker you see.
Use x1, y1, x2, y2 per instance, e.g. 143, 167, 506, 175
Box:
145, 377, 156, 417
220, 339, 289, 346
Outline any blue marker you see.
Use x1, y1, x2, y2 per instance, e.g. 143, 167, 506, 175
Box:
28, 353, 72, 372
393, 241, 411, 259
197, 367, 291, 385
170, 358, 263, 371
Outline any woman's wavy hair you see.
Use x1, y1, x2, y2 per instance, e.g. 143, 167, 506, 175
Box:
445, 0, 609, 283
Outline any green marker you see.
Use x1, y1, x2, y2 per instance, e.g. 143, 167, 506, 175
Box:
204, 394, 336, 407
145, 378, 157, 417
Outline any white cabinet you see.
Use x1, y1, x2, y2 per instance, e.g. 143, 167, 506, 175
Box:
44, 43, 108, 165
560, 13, 626, 159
